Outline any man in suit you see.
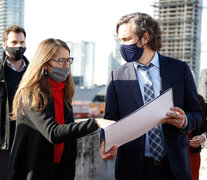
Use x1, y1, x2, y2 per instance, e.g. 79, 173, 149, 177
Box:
99, 12, 202, 180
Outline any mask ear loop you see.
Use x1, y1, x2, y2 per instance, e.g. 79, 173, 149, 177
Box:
136, 38, 145, 49
135, 38, 140, 46
43, 62, 51, 76
141, 43, 146, 48
48, 64, 53, 68
139, 32, 149, 48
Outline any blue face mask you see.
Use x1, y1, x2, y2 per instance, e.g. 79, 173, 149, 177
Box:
120, 41, 144, 62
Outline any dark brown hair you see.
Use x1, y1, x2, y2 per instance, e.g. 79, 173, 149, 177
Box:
3, 25, 26, 42
116, 12, 162, 51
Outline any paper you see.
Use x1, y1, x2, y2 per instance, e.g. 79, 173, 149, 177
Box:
104, 88, 174, 152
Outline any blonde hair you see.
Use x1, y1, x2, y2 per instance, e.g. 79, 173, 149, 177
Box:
12, 38, 75, 119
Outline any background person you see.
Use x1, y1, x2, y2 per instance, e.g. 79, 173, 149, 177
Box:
188, 94, 207, 180
99, 12, 202, 180
0, 25, 29, 180
188, 70, 207, 180
198, 69, 207, 102
7, 38, 114, 180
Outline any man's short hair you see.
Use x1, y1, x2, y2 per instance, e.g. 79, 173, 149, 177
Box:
3, 25, 26, 42
116, 12, 162, 51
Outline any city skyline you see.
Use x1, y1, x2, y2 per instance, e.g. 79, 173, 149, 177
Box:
24, 0, 207, 85
24, 0, 154, 85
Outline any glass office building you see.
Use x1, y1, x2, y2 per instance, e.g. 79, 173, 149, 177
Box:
67, 41, 95, 88
0, 0, 25, 55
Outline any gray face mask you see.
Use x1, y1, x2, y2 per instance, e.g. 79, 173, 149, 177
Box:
48, 66, 70, 82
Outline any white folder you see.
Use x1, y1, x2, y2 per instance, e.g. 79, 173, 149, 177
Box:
104, 88, 174, 152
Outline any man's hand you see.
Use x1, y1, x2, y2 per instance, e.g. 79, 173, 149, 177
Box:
161, 107, 186, 128
99, 141, 118, 160
190, 135, 205, 148
95, 118, 116, 129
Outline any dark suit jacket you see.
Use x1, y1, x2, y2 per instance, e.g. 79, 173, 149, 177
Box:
104, 53, 202, 180
7, 101, 98, 180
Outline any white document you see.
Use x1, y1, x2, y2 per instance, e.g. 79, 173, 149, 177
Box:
104, 88, 174, 152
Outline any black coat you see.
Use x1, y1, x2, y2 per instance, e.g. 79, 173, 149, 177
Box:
0, 52, 29, 150
7, 100, 99, 180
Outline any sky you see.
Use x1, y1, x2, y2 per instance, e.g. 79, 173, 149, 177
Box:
24, 0, 207, 85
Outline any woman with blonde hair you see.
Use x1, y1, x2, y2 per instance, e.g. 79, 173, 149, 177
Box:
7, 38, 114, 180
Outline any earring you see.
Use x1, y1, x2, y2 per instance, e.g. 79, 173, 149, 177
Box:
44, 69, 48, 75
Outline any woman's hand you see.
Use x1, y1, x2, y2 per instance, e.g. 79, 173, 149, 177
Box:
189, 135, 205, 148
95, 118, 116, 129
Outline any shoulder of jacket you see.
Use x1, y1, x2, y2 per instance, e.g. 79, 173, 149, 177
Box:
159, 53, 185, 64
112, 62, 131, 73
22, 56, 29, 65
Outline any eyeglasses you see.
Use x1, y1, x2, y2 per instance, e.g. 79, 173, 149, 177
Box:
50, 57, 74, 65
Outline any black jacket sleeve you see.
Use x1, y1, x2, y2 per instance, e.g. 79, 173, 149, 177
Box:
22, 106, 99, 144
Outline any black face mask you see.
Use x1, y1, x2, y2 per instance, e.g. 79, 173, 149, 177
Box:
5, 47, 26, 61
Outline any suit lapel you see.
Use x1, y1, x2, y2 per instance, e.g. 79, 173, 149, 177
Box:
125, 55, 173, 107
126, 63, 144, 107
64, 105, 71, 123
159, 54, 173, 94
159, 54, 174, 133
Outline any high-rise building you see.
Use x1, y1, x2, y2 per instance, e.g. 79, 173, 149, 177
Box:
0, 0, 25, 55
154, 0, 203, 83
67, 41, 95, 88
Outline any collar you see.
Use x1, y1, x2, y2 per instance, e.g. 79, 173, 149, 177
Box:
134, 52, 159, 68
48, 77, 65, 92
6, 58, 26, 72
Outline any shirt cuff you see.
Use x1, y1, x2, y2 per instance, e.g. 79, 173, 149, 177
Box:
181, 115, 188, 129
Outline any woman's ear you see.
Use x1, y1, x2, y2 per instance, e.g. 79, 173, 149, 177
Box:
43, 63, 49, 71
43, 66, 48, 75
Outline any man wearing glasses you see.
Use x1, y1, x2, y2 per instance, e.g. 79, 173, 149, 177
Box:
0, 25, 29, 180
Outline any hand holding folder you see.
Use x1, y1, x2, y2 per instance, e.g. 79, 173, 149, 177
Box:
103, 88, 174, 153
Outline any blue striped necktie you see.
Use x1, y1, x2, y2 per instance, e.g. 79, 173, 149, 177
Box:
138, 63, 164, 161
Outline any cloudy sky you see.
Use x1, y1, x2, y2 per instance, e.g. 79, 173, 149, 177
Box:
24, 0, 207, 85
